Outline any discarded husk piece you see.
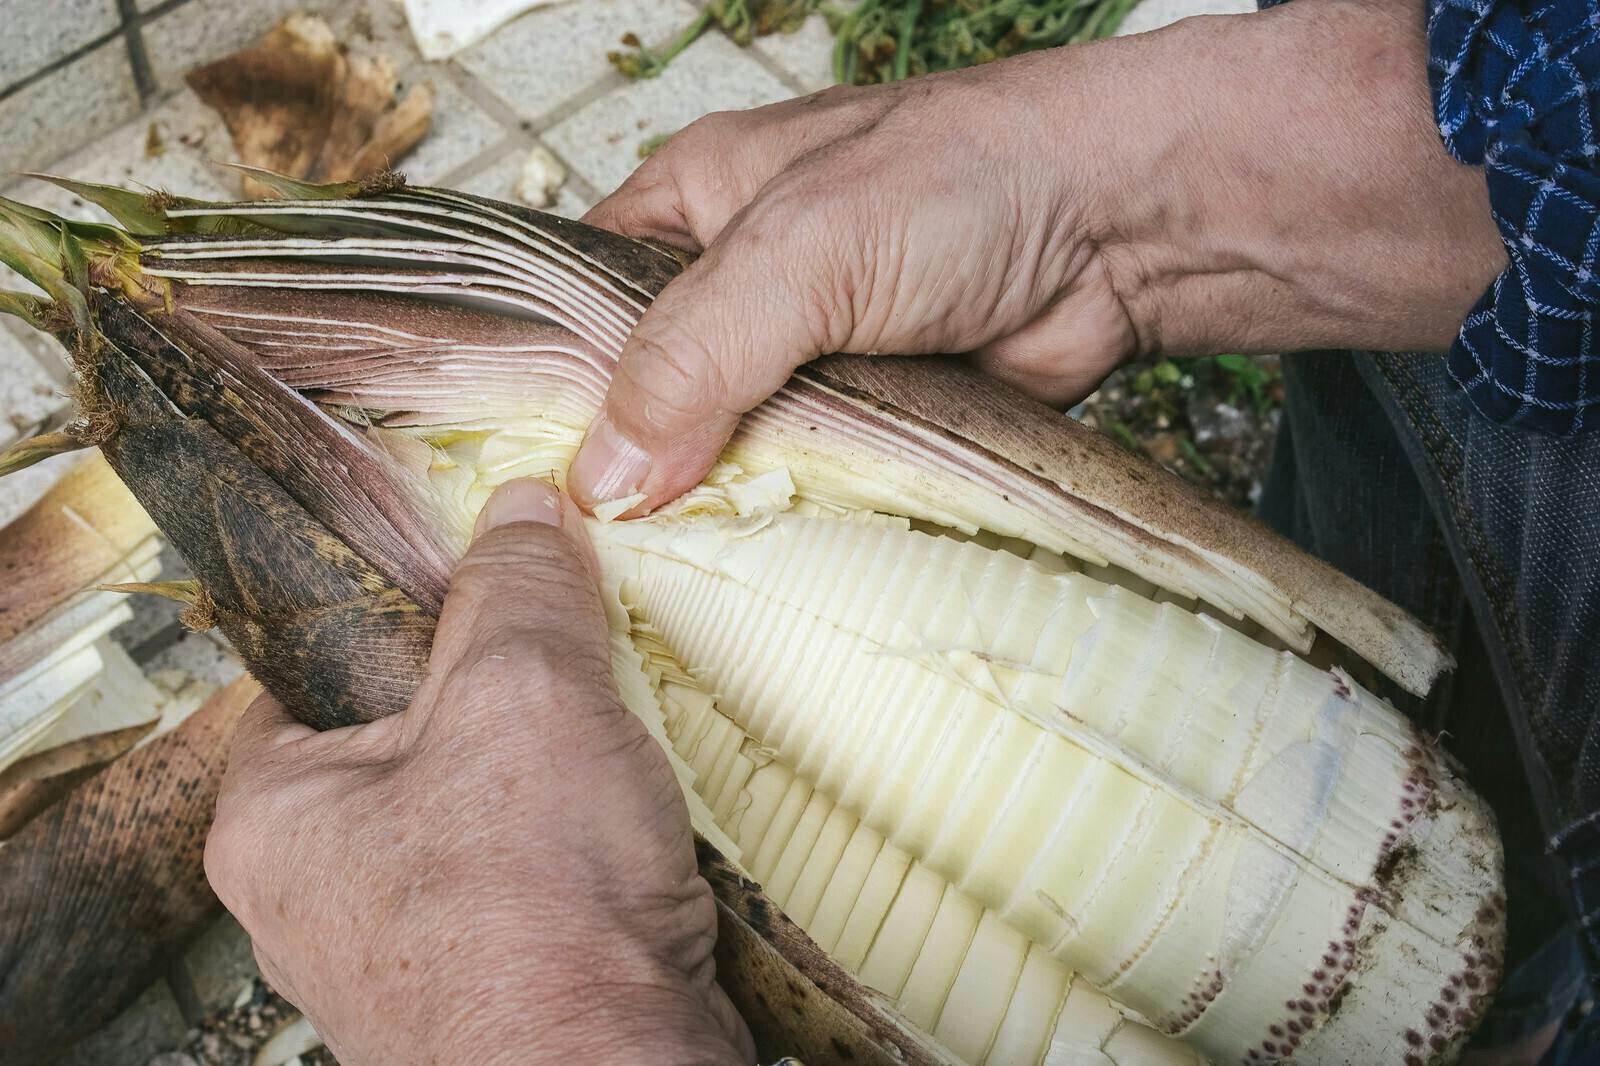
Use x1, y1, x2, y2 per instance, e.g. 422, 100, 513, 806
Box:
0, 454, 163, 777
0, 453, 156, 649
0, 182, 1497, 1065
0, 677, 259, 1064
186, 14, 434, 200
0, 640, 177, 840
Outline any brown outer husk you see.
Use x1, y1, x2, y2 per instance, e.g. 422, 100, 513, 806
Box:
0, 677, 259, 1066
0, 718, 157, 839
91, 317, 435, 730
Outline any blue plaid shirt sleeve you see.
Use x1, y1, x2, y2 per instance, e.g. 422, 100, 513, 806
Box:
1261, 0, 1600, 432
1428, 0, 1600, 434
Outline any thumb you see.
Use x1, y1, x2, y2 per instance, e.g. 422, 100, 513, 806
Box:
414, 478, 612, 734
567, 213, 843, 513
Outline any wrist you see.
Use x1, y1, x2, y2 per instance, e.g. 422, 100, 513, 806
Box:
1067, 0, 1505, 357
463, 975, 745, 1066
428, 886, 748, 1066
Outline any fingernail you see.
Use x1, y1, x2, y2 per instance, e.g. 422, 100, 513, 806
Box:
569, 412, 651, 507
473, 478, 563, 538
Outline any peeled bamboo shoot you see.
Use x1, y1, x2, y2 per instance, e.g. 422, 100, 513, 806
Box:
0, 179, 1502, 1065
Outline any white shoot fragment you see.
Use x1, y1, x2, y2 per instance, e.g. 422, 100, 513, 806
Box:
593, 492, 647, 524
725, 466, 796, 516
253, 1014, 322, 1066
515, 145, 568, 209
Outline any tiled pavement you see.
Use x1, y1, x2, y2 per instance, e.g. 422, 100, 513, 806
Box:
0, 0, 1250, 1059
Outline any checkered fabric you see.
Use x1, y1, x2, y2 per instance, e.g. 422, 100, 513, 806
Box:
1265, 0, 1600, 433
1432, 0, 1600, 434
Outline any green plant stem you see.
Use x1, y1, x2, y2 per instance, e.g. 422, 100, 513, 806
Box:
893, 0, 924, 81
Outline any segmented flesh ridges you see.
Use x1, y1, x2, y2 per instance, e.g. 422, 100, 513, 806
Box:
590, 503, 1493, 1062
629, 618, 1202, 1066
738, 383, 1302, 653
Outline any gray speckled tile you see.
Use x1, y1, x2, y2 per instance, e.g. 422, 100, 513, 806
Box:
0, 335, 67, 450
142, 628, 244, 691
11, 89, 235, 212
545, 28, 793, 196
455, 144, 595, 218
184, 916, 260, 1015
0, 40, 140, 175
456, 0, 700, 125
0, 0, 121, 87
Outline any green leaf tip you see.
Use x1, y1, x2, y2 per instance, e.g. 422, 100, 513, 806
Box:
224, 164, 366, 201
25, 174, 197, 236
0, 289, 54, 333
0, 195, 71, 294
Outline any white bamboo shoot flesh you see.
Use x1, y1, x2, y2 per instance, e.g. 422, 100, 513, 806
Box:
566, 467, 1501, 1066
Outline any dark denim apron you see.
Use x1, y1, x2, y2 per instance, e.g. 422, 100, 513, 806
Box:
1260, 353, 1600, 1057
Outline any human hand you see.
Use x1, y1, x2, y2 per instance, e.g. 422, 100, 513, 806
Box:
571, 53, 1140, 512
570, 0, 1505, 514
203, 479, 752, 1066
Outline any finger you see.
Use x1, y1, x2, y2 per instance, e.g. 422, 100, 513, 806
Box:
971, 281, 1138, 408
567, 201, 846, 514
228, 685, 403, 772
584, 173, 701, 252
226, 692, 318, 780
583, 118, 739, 251
584, 98, 856, 250
412, 478, 614, 733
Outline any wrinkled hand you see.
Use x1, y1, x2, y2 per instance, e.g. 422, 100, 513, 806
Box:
571, 59, 1140, 512
570, 0, 1504, 514
204, 479, 752, 1066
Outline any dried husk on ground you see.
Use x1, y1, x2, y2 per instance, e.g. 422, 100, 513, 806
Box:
0, 678, 259, 1065
186, 15, 434, 200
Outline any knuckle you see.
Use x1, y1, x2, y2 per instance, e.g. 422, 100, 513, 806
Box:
623, 309, 732, 425
203, 815, 256, 914
436, 637, 614, 718
673, 110, 739, 151
451, 530, 593, 601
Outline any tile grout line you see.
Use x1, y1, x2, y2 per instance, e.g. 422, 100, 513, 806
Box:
744, 40, 814, 98
117, 0, 160, 106
0, 27, 126, 104
434, 60, 530, 134
0, 0, 192, 105
432, 133, 528, 190
442, 5, 719, 154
